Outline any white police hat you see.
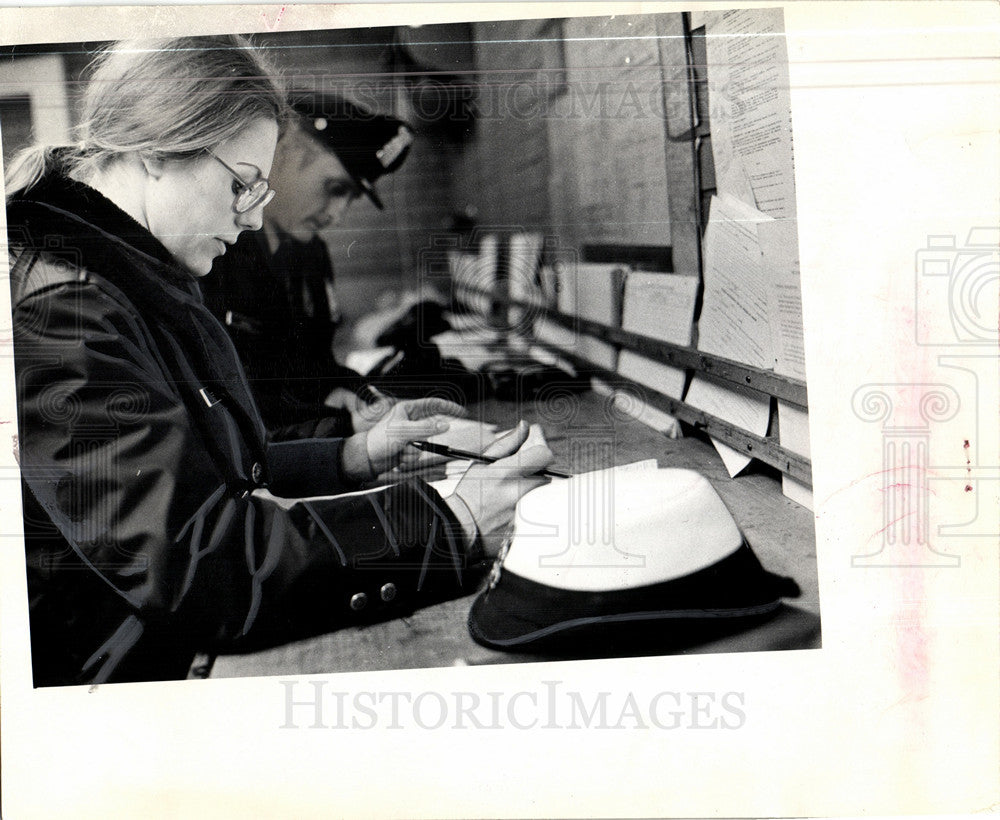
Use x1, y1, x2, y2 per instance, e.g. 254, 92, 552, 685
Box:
468, 468, 800, 652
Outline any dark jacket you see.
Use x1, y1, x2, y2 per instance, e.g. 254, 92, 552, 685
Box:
7, 169, 474, 686
201, 230, 362, 439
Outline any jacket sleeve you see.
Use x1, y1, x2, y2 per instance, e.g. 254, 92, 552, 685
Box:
15, 281, 476, 664
265, 437, 355, 497
267, 408, 355, 443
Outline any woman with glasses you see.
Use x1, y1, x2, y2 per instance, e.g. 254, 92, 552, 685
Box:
6, 35, 552, 686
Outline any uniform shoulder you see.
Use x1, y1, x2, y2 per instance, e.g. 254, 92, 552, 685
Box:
8, 243, 89, 304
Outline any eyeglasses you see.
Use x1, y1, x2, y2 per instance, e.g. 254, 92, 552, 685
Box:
209, 151, 276, 214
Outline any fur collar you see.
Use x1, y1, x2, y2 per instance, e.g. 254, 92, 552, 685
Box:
7, 163, 267, 442
6, 163, 209, 317
10, 164, 178, 267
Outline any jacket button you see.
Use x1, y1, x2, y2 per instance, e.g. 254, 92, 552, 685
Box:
380, 583, 397, 602
251, 462, 264, 485
349, 592, 368, 611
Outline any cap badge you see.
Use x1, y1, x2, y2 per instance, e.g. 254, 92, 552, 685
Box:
487, 531, 514, 591
376, 126, 414, 168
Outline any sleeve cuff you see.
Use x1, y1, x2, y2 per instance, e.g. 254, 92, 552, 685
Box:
266, 438, 357, 497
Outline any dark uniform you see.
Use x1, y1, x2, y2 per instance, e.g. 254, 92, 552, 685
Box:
203, 96, 415, 439
200, 229, 364, 440
7, 164, 477, 686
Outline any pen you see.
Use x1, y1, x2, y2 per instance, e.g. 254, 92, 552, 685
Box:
407, 440, 571, 479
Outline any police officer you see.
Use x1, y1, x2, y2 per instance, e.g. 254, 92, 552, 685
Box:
202, 93, 415, 440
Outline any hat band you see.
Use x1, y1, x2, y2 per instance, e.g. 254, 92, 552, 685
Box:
376, 126, 413, 169
468, 541, 801, 648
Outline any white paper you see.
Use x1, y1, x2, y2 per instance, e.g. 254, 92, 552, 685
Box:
758, 218, 807, 379
560, 261, 625, 370
611, 458, 659, 473
621, 271, 698, 346
419, 418, 500, 466
778, 401, 813, 510
698, 194, 774, 368
531, 316, 577, 358
343, 346, 395, 376
448, 242, 496, 318
508, 233, 544, 303
615, 272, 697, 434
685, 375, 770, 477
537, 264, 559, 309
618, 351, 686, 402
429, 329, 496, 371
705, 7, 798, 219
508, 232, 545, 329
617, 348, 685, 437
553, 259, 577, 315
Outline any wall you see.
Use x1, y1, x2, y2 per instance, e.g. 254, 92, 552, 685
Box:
1, 17, 697, 324
255, 28, 460, 325
449, 13, 695, 271
0, 32, 460, 332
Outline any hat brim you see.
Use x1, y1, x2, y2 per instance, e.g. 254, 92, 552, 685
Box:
468, 541, 800, 653
358, 178, 385, 210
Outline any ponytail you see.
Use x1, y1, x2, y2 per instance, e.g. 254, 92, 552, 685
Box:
4, 144, 80, 201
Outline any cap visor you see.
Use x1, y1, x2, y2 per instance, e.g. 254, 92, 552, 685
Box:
360, 180, 384, 210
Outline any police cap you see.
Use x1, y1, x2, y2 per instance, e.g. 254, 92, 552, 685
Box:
292, 93, 414, 210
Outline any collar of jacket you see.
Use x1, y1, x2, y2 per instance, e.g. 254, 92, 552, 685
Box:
6, 161, 201, 309
7, 162, 269, 450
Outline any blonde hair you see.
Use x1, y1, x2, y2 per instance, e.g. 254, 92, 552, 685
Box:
6, 34, 288, 198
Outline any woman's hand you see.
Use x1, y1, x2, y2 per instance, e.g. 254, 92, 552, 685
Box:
444, 420, 554, 557
340, 397, 468, 482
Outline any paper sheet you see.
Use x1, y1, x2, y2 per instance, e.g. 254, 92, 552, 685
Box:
616, 352, 684, 437
778, 401, 813, 510
537, 264, 559, 309
343, 346, 396, 376
530, 317, 577, 371
508, 232, 545, 330
560, 261, 625, 370
621, 271, 699, 347
705, 7, 797, 219
429, 330, 499, 372
553, 259, 577, 315
758, 218, 807, 379
508, 233, 544, 301
685, 375, 770, 477
698, 194, 774, 369
614, 272, 697, 434
448, 240, 497, 318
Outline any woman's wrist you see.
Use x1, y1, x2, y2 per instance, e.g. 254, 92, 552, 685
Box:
340, 433, 375, 483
